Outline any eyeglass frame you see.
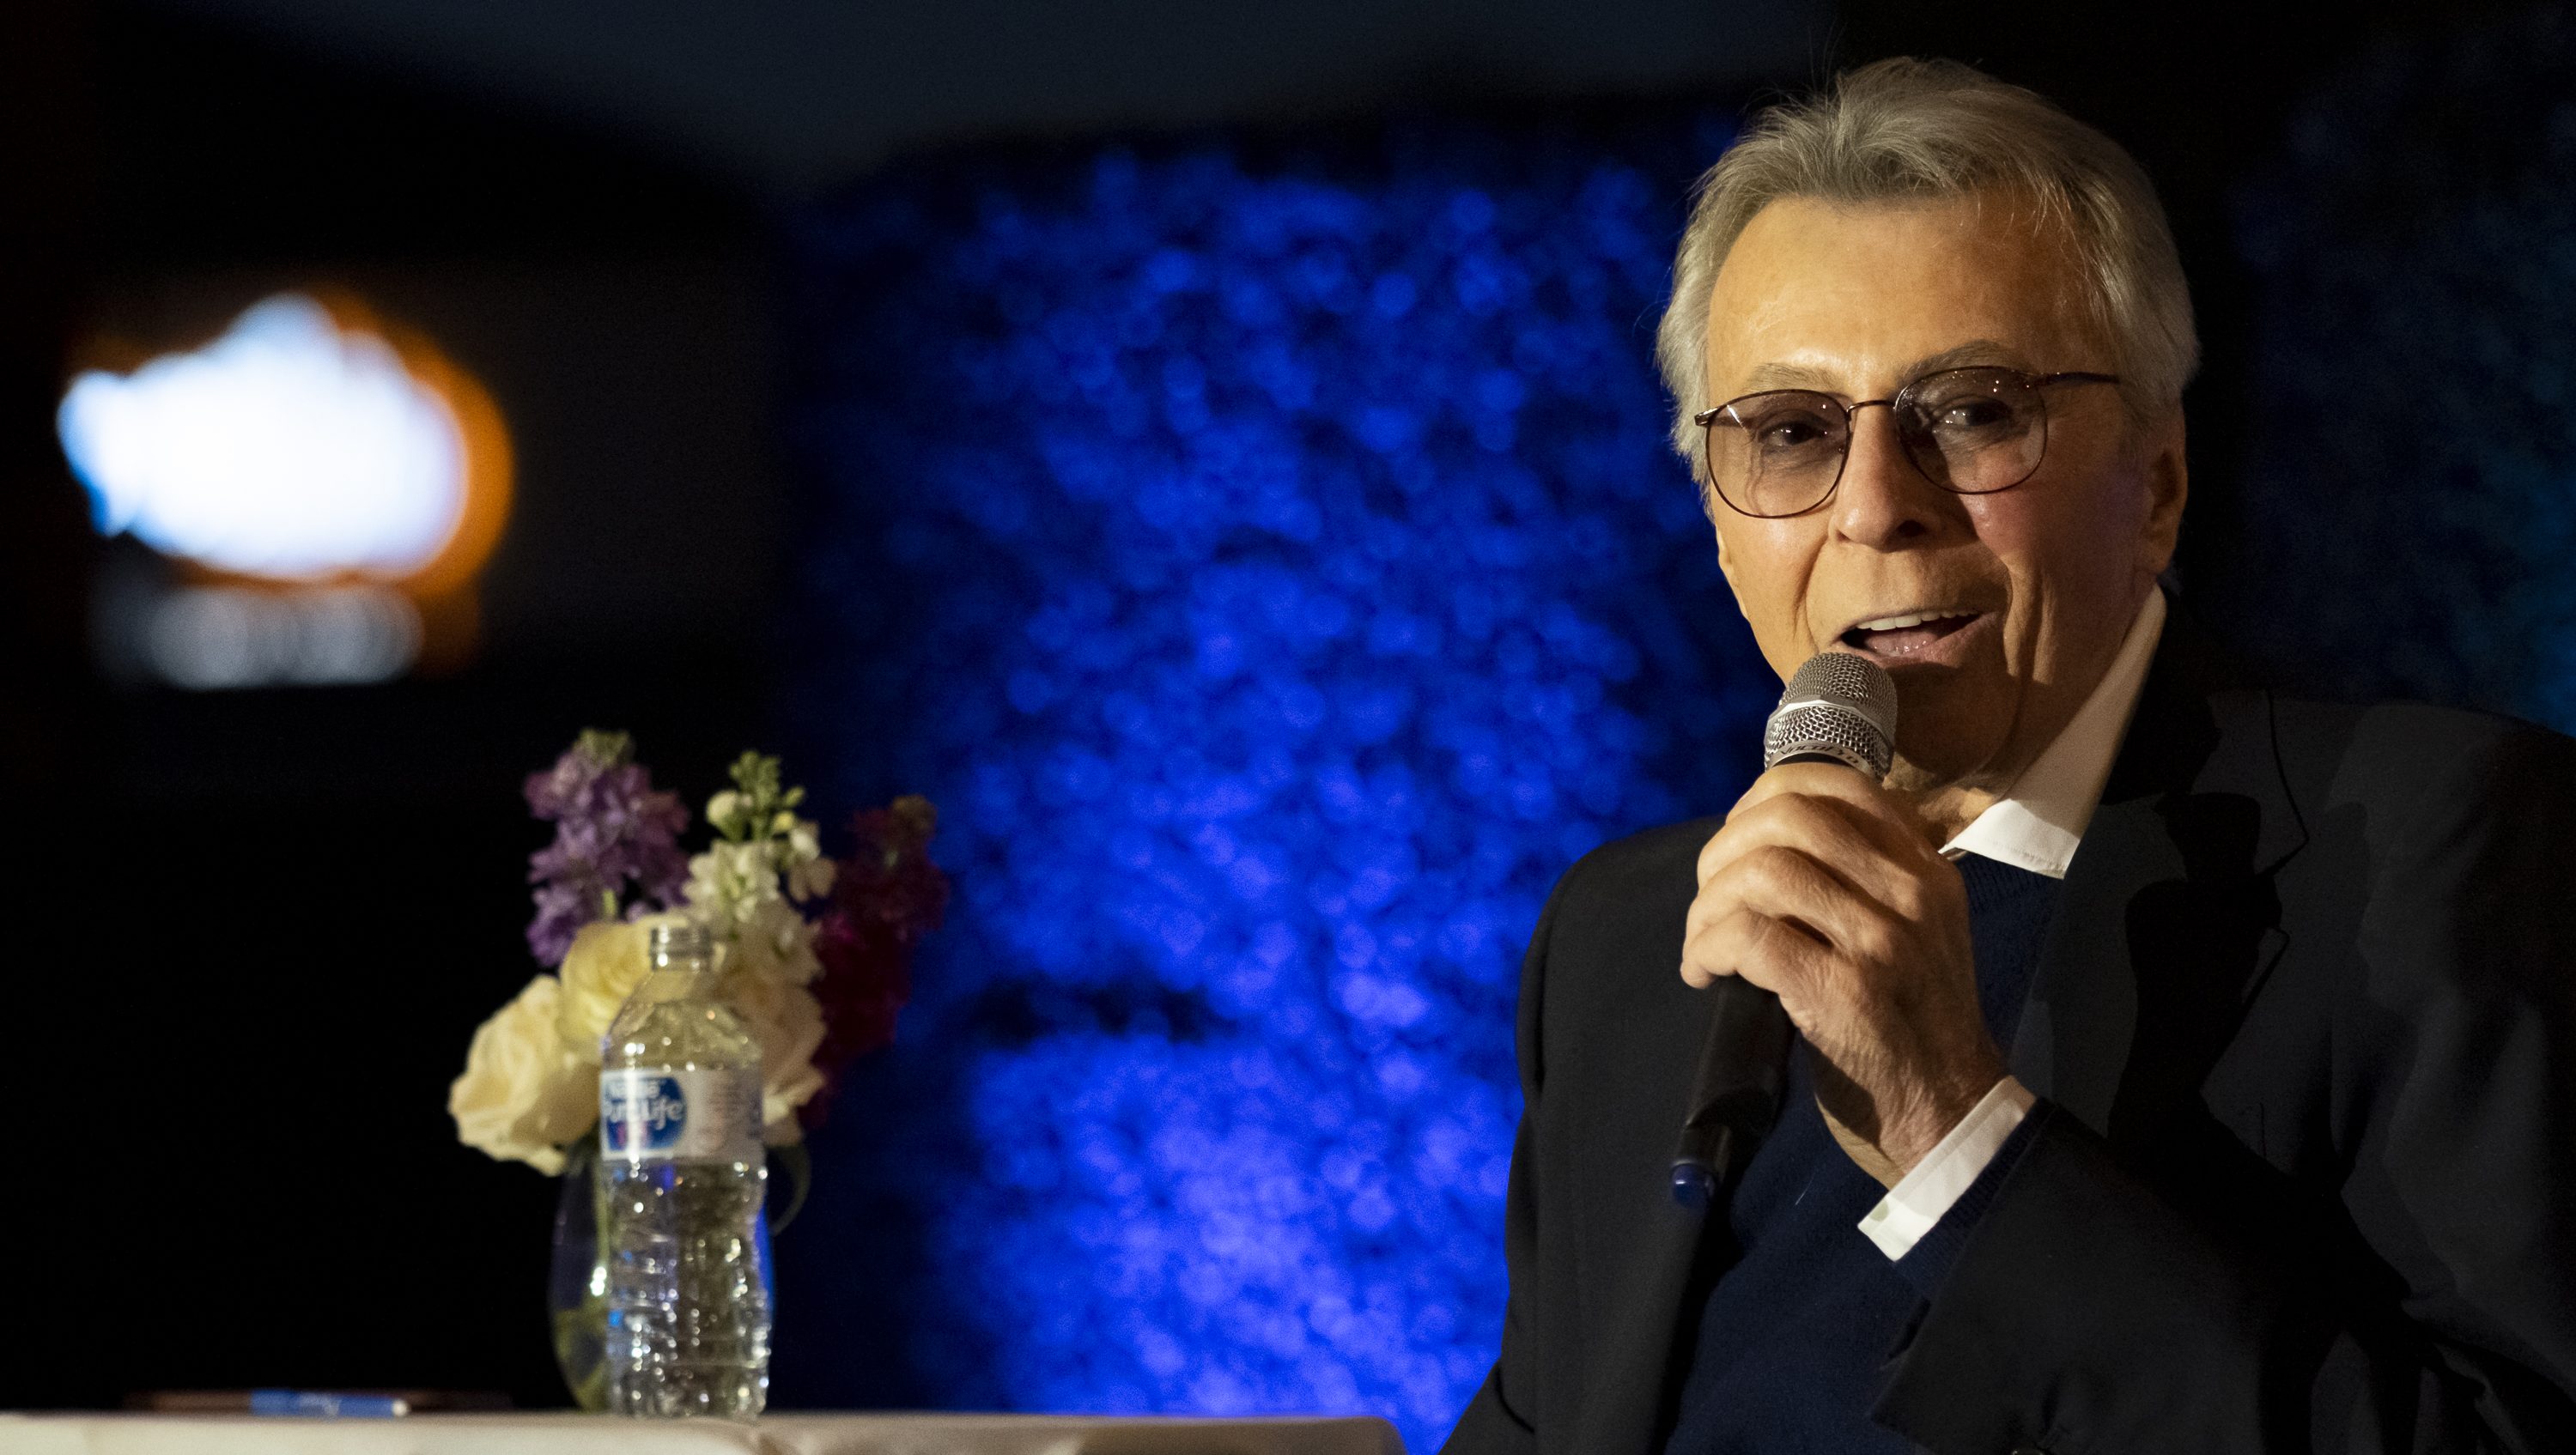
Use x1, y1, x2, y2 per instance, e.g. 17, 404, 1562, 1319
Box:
1691, 366, 2123, 519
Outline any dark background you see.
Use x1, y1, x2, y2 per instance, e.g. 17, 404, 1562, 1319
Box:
3, 0, 2554, 1416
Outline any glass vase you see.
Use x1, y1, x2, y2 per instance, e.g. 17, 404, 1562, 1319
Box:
546, 1137, 611, 1411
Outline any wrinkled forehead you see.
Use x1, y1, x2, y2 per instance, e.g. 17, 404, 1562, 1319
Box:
1701, 191, 2106, 401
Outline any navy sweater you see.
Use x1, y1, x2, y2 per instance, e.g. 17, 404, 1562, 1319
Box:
1660, 853, 2062, 1454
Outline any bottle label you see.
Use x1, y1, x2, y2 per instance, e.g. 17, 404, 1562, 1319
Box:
599, 1067, 762, 1163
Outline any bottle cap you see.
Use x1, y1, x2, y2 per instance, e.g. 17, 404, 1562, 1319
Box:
646, 918, 714, 965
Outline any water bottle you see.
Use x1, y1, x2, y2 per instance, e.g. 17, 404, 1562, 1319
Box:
598, 919, 770, 1417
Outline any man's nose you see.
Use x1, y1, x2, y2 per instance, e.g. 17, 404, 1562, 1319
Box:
1829, 406, 1943, 549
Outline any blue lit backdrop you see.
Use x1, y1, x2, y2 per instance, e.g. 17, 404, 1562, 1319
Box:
2227, 4, 2576, 730
769, 115, 1765, 1448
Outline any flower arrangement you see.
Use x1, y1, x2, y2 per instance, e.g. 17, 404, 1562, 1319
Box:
450, 731, 947, 1174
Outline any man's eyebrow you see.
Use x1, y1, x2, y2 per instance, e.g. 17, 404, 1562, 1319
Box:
1736, 361, 1837, 391
1896, 339, 2030, 379
1728, 340, 2032, 399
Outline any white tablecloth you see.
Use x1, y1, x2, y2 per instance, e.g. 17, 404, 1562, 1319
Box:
0, 1412, 1406, 1455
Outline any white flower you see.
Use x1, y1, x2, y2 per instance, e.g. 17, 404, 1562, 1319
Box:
684, 840, 779, 937
706, 790, 745, 837
672, 773, 836, 1137
786, 851, 835, 903
688, 818, 834, 917
728, 895, 823, 986
724, 965, 828, 1143
452, 975, 597, 1173
554, 916, 665, 1061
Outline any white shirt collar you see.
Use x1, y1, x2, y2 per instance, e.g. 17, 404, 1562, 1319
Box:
1938, 590, 2166, 880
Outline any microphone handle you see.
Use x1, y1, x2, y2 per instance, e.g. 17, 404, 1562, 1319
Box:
1669, 745, 1854, 1208
1668, 977, 1793, 1208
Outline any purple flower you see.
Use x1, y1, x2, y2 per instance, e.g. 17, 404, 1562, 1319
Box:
523, 731, 690, 966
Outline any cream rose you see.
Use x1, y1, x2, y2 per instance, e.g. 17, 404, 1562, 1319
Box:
730, 896, 823, 987
724, 965, 827, 1144
555, 916, 661, 1060
451, 975, 596, 1174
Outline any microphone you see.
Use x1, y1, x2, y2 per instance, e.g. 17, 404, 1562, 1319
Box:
1669, 651, 1898, 1208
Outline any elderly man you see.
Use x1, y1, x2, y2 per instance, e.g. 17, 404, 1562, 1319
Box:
1443, 58, 2576, 1455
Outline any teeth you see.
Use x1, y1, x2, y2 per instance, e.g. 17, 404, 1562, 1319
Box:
1851, 610, 1962, 632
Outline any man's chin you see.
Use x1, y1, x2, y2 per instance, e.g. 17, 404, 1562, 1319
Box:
1882, 677, 2013, 792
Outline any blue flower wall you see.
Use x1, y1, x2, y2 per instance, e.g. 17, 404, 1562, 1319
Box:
2227, 5, 2576, 728
772, 116, 1766, 1449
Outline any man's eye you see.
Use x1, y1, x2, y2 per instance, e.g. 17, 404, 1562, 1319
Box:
1756, 419, 1830, 450
1931, 398, 2014, 431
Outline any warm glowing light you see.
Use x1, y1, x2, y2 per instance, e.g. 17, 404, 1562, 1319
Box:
59, 295, 483, 579
62, 291, 513, 689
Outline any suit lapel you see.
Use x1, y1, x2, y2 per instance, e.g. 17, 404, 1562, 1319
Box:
2012, 791, 2166, 1128
2011, 605, 2305, 1141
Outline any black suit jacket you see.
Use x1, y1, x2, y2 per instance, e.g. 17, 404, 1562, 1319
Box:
1443, 618, 2576, 1454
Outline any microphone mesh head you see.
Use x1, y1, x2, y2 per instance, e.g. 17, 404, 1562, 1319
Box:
1763, 652, 1899, 778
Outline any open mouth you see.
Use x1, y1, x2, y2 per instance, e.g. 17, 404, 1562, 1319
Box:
1839, 610, 1981, 659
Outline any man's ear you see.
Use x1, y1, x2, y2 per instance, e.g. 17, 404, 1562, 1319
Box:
1712, 516, 1752, 621
2135, 409, 2189, 578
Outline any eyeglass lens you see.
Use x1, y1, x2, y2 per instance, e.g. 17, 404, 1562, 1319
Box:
1705, 367, 2051, 518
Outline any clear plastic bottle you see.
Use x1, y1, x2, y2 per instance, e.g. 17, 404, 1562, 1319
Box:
598, 919, 770, 1418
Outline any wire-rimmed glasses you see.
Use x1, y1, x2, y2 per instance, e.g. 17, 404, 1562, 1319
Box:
1693, 366, 2121, 518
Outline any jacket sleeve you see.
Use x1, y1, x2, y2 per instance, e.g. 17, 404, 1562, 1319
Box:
1441, 860, 1579, 1455
1875, 722, 2576, 1455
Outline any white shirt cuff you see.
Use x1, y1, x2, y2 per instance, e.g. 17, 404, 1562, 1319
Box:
1856, 1076, 2036, 1261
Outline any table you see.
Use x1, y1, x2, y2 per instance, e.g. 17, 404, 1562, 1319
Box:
0, 1412, 1406, 1455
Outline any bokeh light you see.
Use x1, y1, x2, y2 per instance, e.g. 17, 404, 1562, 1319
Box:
64, 294, 467, 579
139, 583, 422, 690
58, 291, 513, 688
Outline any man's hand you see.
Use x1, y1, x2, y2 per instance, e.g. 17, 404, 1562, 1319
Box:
1680, 763, 2004, 1186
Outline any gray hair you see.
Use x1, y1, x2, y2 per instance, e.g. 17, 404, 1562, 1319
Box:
1656, 58, 2199, 500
